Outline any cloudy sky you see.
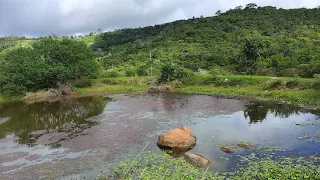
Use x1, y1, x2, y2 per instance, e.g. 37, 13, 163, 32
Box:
0, 0, 319, 37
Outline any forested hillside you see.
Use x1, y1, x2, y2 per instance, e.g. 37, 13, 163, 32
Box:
93, 4, 320, 78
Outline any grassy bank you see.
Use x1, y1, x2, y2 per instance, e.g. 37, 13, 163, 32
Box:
99, 151, 320, 179
72, 75, 320, 109
179, 86, 320, 109
1, 75, 319, 109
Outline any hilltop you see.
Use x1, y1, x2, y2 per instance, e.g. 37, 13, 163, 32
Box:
92, 5, 320, 78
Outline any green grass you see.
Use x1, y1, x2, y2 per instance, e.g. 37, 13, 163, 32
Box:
71, 75, 320, 109
1, 75, 319, 109
73, 85, 149, 95
76, 35, 97, 46
179, 86, 320, 108
98, 151, 320, 180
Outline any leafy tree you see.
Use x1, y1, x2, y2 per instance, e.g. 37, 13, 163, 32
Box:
215, 10, 223, 16
235, 39, 262, 74
235, 6, 243, 10
0, 38, 100, 95
246, 3, 258, 9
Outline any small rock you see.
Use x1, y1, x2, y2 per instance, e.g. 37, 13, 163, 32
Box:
159, 86, 172, 92
148, 87, 161, 93
183, 153, 210, 167
220, 146, 237, 153
148, 86, 172, 93
237, 142, 256, 149
183, 152, 211, 168
157, 126, 196, 150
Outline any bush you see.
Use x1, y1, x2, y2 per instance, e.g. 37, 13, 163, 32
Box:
159, 63, 176, 83
103, 68, 124, 78
209, 66, 231, 76
263, 79, 282, 90
158, 63, 195, 84
136, 63, 149, 76
278, 68, 297, 77
285, 80, 299, 89
0, 38, 100, 95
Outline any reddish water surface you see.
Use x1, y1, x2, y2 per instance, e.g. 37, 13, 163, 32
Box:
0, 93, 319, 179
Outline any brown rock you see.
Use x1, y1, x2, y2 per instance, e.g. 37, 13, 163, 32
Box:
159, 86, 172, 92
237, 142, 256, 149
148, 87, 161, 93
183, 152, 211, 168
220, 146, 237, 154
157, 126, 196, 150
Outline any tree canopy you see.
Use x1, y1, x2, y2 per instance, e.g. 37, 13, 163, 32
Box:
0, 38, 100, 95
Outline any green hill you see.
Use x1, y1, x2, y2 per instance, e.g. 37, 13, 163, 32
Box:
92, 5, 320, 78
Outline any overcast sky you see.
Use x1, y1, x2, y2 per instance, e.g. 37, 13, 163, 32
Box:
0, 0, 319, 37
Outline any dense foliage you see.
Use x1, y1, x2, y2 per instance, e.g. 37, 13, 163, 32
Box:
93, 5, 320, 78
0, 38, 100, 95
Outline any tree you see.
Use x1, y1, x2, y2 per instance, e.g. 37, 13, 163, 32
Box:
215, 10, 222, 16
246, 3, 258, 9
235, 6, 243, 10
235, 39, 261, 74
97, 28, 103, 34
0, 38, 100, 95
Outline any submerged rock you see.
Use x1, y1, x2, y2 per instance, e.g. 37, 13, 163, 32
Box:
183, 152, 211, 168
157, 126, 196, 150
237, 142, 256, 149
220, 146, 237, 153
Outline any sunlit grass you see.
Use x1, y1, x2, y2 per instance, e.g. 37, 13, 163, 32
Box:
180, 86, 320, 108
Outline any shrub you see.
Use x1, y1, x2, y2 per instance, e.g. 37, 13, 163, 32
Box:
136, 63, 149, 76
158, 63, 195, 84
0, 38, 100, 96
263, 79, 282, 90
285, 80, 299, 89
103, 68, 124, 78
209, 66, 231, 76
159, 63, 176, 83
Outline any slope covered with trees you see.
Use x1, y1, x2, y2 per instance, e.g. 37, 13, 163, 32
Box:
93, 4, 320, 78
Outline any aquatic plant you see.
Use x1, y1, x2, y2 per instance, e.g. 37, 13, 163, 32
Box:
98, 151, 320, 180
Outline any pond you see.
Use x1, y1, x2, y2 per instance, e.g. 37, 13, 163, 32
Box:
0, 93, 319, 179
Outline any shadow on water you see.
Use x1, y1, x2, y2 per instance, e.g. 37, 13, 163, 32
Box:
0, 96, 110, 147
244, 101, 313, 124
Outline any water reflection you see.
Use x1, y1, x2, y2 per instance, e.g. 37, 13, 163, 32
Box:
0, 97, 110, 147
244, 101, 307, 124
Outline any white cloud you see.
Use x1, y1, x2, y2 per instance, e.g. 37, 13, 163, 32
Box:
0, 0, 319, 37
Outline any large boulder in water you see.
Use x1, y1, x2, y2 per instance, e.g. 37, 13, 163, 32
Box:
157, 126, 196, 150
183, 152, 211, 168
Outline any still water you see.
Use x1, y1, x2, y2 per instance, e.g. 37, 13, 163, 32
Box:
0, 93, 319, 179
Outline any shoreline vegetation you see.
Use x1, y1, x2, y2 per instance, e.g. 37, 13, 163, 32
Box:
1, 75, 319, 110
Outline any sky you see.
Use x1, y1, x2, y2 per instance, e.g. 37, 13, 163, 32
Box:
0, 0, 319, 37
